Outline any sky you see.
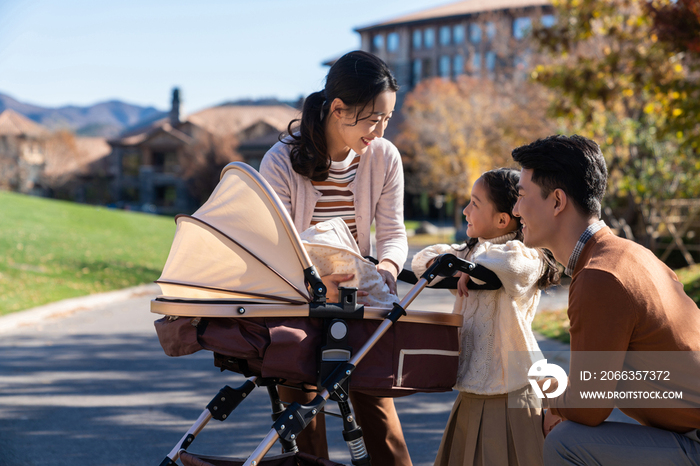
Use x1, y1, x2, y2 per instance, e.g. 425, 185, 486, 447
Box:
0, 0, 444, 113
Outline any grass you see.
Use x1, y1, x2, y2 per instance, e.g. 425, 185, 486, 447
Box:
532, 308, 571, 344
533, 263, 700, 345
674, 263, 700, 304
0, 191, 175, 316
0, 193, 452, 316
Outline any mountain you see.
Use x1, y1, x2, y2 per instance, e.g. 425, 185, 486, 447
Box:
0, 92, 167, 138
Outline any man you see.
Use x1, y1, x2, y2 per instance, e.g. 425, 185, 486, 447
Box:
511, 134, 700, 465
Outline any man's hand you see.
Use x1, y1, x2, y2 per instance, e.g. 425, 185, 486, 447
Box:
543, 409, 563, 437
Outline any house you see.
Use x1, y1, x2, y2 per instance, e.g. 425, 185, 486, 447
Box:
0, 109, 49, 194
107, 89, 299, 214
353, 0, 554, 110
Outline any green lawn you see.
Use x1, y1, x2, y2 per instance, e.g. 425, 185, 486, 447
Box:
533, 263, 700, 344
532, 308, 571, 344
1, 191, 175, 315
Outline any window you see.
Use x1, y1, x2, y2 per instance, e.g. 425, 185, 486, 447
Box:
485, 51, 496, 72
469, 23, 482, 44
122, 152, 140, 177
152, 151, 179, 174
513, 17, 532, 40
387, 32, 399, 52
471, 52, 482, 73
413, 29, 422, 49
453, 55, 464, 78
486, 22, 496, 42
440, 26, 451, 46
424, 28, 435, 48
453, 24, 465, 44
155, 185, 177, 207
413, 59, 422, 85
439, 55, 450, 78
541, 14, 556, 28
373, 34, 384, 52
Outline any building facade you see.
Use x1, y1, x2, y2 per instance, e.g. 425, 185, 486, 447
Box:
354, 0, 554, 108
0, 109, 49, 194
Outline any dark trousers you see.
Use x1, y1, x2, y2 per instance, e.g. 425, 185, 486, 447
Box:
277, 386, 413, 465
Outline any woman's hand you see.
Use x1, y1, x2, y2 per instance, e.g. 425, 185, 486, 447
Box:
376, 260, 399, 296
321, 273, 369, 303
456, 271, 470, 297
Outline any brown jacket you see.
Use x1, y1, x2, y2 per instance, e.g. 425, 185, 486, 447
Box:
549, 227, 700, 433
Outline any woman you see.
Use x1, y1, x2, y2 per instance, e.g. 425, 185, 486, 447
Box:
260, 50, 411, 466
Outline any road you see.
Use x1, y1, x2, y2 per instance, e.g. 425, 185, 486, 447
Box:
0, 249, 576, 466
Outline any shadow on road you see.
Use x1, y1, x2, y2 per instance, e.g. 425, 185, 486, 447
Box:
1, 327, 455, 466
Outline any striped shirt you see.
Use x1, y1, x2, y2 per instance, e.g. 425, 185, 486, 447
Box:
311, 152, 360, 240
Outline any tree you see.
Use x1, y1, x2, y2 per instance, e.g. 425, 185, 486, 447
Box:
396, 76, 556, 227
646, 0, 700, 54
530, 0, 700, 228
181, 131, 241, 204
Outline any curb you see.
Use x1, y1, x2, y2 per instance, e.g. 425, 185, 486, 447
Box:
0, 283, 160, 334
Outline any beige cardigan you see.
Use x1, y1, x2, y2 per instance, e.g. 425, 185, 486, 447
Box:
412, 233, 545, 395
260, 137, 408, 270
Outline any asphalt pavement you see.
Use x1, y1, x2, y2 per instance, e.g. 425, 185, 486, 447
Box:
0, 247, 578, 466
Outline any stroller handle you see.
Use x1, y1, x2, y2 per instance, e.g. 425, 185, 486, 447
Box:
366, 254, 503, 291
421, 253, 502, 290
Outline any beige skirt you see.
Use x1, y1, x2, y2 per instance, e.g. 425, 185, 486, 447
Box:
434, 387, 544, 466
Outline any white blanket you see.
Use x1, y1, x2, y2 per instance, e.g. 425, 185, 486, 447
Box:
300, 218, 399, 308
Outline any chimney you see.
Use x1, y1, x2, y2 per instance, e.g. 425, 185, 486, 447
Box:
170, 87, 181, 126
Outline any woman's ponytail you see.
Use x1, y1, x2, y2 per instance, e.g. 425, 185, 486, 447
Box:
285, 90, 330, 181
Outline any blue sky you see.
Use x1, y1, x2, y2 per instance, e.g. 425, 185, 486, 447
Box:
0, 0, 442, 112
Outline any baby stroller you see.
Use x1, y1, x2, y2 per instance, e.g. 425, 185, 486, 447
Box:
151, 162, 502, 466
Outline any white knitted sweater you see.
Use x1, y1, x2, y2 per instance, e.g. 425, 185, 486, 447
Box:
411, 233, 545, 395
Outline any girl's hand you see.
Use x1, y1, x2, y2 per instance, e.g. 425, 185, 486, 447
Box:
376, 260, 399, 296
456, 271, 470, 297
321, 273, 369, 304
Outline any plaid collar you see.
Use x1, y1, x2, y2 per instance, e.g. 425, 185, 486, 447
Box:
565, 220, 606, 276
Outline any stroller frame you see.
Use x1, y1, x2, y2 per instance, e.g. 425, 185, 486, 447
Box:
158, 254, 501, 466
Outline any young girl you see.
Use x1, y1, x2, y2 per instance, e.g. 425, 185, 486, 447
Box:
411, 168, 559, 466
260, 51, 411, 465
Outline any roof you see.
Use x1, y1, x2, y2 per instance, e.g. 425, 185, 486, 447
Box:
187, 105, 300, 138
110, 104, 299, 147
73, 137, 112, 175
0, 109, 49, 138
355, 0, 551, 31
43, 136, 112, 179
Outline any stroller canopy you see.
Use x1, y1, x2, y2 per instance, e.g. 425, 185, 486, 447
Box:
156, 162, 313, 305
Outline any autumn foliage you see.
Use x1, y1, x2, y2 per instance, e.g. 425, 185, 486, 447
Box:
531, 0, 700, 217
181, 132, 241, 204
396, 75, 556, 223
